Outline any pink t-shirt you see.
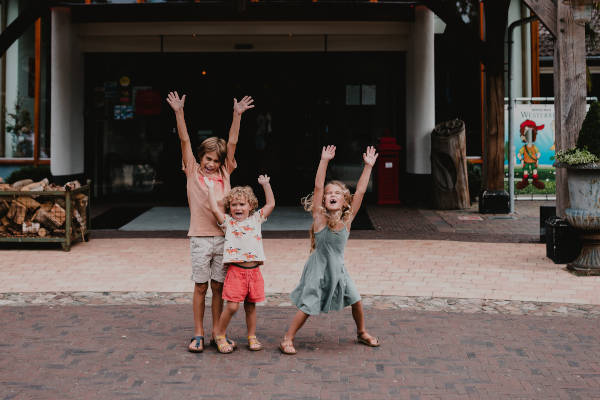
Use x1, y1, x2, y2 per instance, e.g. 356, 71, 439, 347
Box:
184, 157, 236, 237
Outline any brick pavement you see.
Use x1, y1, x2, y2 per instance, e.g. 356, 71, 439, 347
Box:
1, 304, 600, 400
1, 237, 598, 305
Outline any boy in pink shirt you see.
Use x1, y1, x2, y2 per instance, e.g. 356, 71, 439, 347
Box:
166, 91, 254, 352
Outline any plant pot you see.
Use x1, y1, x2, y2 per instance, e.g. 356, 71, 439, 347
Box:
562, 163, 600, 272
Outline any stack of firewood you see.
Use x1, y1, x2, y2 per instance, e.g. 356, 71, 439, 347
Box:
0, 177, 88, 238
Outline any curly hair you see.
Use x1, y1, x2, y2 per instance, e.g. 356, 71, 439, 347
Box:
224, 186, 258, 216
301, 180, 353, 251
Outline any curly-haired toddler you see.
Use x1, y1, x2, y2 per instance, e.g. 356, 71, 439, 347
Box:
205, 175, 275, 353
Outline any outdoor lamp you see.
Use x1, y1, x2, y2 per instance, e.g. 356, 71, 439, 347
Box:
567, 0, 594, 25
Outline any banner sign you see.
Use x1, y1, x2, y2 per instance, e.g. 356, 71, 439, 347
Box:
504, 103, 555, 167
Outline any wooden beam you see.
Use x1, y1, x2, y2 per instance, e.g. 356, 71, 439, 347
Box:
554, 0, 587, 216
531, 19, 540, 98
522, 0, 556, 37
34, 18, 41, 166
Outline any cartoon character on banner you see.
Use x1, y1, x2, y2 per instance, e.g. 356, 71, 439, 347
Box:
516, 119, 545, 190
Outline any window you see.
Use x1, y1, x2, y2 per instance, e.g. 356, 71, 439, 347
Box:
345, 84, 376, 106
0, 1, 50, 163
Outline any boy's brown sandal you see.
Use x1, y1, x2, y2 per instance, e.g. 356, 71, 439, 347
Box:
357, 332, 380, 347
279, 337, 297, 355
214, 335, 234, 354
247, 335, 263, 351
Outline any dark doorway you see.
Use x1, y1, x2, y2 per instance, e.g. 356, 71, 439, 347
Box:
84, 52, 405, 205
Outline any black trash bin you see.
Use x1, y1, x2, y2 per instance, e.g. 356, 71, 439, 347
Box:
545, 217, 581, 264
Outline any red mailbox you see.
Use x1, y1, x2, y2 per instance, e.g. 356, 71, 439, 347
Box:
376, 137, 402, 205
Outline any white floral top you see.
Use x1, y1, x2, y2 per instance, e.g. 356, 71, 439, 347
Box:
219, 209, 267, 264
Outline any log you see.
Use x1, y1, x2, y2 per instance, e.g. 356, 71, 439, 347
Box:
64, 180, 81, 191
38, 227, 47, 237
11, 179, 33, 189
1, 216, 10, 226
431, 119, 470, 209
7, 201, 26, 225
0, 183, 12, 190
16, 196, 40, 210
22, 221, 40, 234
0, 200, 9, 216
45, 184, 65, 191
21, 178, 48, 192
33, 205, 65, 229
49, 203, 66, 226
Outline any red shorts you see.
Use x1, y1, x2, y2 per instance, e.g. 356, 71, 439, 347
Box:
222, 264, 265, 303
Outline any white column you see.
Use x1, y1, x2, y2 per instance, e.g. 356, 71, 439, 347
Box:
51, 8, 84, 176
406, 6, 435, 174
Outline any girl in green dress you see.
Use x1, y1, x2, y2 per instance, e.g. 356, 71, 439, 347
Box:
280, 145, 381, 355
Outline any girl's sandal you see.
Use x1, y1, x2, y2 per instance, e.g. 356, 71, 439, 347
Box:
188, 335, 204, 353
357, 332, 380, 347
279, 337, 297, 355
247, 335, 263, 351
214, 335, 234, 354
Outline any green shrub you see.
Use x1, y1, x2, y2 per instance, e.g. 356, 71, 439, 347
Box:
576, 101, 600, 157
554, 147, 600, 165
6, 165, 51, 184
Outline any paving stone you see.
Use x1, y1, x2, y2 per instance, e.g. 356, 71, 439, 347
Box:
3, 305, 596, 399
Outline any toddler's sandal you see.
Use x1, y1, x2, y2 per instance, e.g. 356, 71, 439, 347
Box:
357, 332, 380, 347
210, 336, 237, 350
214, 335, 234, 354
247, 335, 263, 351
188, 336, 204, 353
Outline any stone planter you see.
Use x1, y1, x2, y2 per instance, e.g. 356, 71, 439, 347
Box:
559, 162, 600, 272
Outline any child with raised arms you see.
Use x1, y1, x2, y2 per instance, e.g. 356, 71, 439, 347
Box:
166, 91, 254, 353
205, 174, 275, 353
279, 145, 380, 355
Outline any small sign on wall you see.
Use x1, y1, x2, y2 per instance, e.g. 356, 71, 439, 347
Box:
385, 162, 393, 168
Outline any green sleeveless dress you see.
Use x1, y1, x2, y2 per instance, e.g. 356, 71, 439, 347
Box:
290, 226, 361, 315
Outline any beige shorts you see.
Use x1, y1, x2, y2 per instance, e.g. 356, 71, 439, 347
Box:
190, 236, 227, 284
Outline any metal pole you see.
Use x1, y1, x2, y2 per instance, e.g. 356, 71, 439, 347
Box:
507, 16, 538, 214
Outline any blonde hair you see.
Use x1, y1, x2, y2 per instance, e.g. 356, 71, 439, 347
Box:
301, 180, 353, 251
224, 186, 258, 216
197, 137, 227, 167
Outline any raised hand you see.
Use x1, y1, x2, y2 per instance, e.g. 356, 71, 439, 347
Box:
203, 177, 215, 189
363, 146, 378, 167
166, 91, 186, 112
258, 174, 270, 186
233, 96, 255, 115
321, 145, 336, 161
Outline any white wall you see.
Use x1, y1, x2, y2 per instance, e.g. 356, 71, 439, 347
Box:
406, 6, 435, 174
507, 0, 533, 98
4, 0, 19, 156
50, 8, 84, 176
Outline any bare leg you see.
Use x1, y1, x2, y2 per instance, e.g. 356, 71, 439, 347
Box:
216, 301, 240, 336
285, 309, 310, 340
213, 301, 239, 353
351, 301, 379, 346
245, 302, 263, 351
190, 282, 208, 351
210, 280, 224, 338
280, 309, 309, 354
244, 302, 257, 337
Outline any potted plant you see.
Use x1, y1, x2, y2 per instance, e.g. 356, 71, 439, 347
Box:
554, 101, 600, 273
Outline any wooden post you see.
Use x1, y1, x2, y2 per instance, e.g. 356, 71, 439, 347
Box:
554, 1, 587, 217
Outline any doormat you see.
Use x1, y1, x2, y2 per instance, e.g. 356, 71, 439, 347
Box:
91, 207, 152, 229
458, 215, 484, 221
